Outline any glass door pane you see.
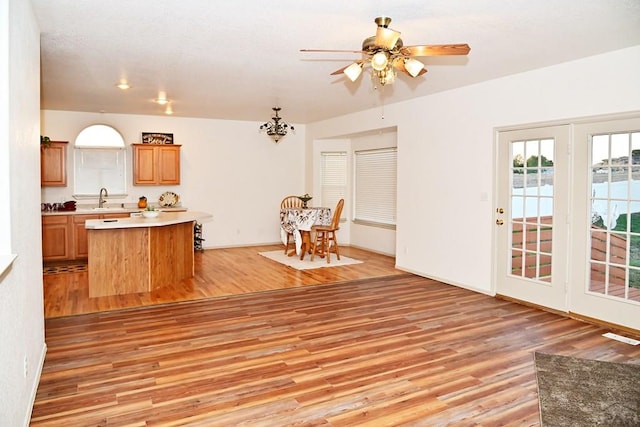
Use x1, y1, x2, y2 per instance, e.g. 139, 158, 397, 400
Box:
510, 138, 554, 283
589, 131, 640, 303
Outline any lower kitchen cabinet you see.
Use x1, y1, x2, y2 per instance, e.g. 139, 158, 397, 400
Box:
44, 213, 132, 261
72, 214, 100, 259
42, 215, 72, 261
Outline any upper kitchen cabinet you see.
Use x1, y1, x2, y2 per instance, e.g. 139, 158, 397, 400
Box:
40, 141, 68, 186
132, 144, 181, 185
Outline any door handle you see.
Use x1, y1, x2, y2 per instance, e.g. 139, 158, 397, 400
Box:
496, 219, 504, 226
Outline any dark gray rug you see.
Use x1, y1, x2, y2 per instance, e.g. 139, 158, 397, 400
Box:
534, 352, 640, 426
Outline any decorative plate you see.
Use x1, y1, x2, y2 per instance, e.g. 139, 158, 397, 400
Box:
159, 191, 179, 207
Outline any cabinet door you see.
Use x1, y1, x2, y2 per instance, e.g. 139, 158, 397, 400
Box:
133, 145, 158, 185
41, 142, 68, 186
42, 216, 71, 260
158, 146, 181, 185
72, 215, 100, 259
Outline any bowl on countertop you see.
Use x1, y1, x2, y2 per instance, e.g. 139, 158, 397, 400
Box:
142, 210, 160, 218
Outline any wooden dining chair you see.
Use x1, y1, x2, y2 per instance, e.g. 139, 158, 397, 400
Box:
311, 199, 344, 263
281, 195, 304, 254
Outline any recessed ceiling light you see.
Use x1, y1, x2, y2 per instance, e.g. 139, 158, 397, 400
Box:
116, 82, 131, 90
155, 91, 169, 105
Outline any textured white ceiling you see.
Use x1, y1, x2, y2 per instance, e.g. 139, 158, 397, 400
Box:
32, 0, 640, 124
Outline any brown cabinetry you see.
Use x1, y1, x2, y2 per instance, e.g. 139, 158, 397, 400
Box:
44, 213, 132, 261
42, 216, 71, 261
72, 214, 99, 259
40, 141, 68, 186
132, 144, 181, 185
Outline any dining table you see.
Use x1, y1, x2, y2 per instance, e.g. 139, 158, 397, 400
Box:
280, 206, 332, 259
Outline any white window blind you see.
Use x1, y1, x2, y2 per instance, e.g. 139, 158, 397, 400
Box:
73, 125, 127, 196
354, 147, 397, 225
320, 151, 347, 219
73, 148, 126, 196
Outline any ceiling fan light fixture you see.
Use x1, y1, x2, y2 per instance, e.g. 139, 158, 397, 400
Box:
404, 58, 425, 77
375, 26, 401, 50
371, 51, 389, 71
343, 62, 363, 82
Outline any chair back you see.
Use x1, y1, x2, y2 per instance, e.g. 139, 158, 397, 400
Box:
330, 199, 344, 229
281, 196, 303, 209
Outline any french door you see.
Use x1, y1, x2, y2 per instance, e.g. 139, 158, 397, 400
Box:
496, 126, 570, 311
496, 117, 640, 331
569, 117, 640, 330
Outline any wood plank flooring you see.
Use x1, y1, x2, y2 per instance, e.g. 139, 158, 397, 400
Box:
34, 247, 640, 426
43, 245, 401, 318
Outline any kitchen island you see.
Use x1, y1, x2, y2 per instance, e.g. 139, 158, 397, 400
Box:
86, 211, 212, 297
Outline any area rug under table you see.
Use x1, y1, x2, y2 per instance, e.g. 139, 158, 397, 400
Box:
259, 250, 362, 270
534, 351, 640, 426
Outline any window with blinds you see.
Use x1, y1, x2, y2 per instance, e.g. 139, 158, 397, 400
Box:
354, 147, 397, 226
320, 151, 347, 219
73, 125, 127, 196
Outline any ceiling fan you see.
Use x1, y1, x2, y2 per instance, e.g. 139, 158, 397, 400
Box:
301, 16, 470, 86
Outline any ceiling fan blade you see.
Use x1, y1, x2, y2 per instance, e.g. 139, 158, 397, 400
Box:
375, 27, 401, 50
301, 49, 366, 54
399, 44, 470, 57
393, 60, 428, 77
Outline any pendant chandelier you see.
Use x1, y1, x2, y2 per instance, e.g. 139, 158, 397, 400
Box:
260, 107, 294, 143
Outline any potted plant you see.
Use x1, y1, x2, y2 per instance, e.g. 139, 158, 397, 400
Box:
40, 135, 51, 151
142, 205, 159, 218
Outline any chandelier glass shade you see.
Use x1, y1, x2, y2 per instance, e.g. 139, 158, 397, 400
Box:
260, 107, 294, 143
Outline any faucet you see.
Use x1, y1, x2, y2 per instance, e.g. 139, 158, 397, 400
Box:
98, 187, 108, 208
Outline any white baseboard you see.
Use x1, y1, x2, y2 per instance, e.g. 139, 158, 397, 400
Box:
23, 343, 47, 427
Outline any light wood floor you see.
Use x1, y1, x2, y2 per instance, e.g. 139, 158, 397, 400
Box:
34, 246, 640, 425
43, 245, 402, 318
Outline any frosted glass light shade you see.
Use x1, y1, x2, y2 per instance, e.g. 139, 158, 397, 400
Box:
375, 27, 401, 50
371, 52, 389, 71
404, 58, 425, 77
343, 62, 363, 82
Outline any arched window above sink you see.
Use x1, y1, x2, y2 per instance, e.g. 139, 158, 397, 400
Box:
73, 124, 127, 197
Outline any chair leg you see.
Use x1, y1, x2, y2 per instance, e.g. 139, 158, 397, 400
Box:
284, 232, 290, 254
332, 231, 340, 260
311, 231, 320, 261
324, 233, 331, 263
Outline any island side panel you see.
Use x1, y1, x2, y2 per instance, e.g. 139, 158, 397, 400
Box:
149, 221, 194, 290
88, 227, 150, 297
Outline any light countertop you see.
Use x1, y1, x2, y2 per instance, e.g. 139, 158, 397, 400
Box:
85, 211, 212, 229
42, 206, 187, 216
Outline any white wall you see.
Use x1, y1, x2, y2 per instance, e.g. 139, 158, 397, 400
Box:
1, 0, 46, 425
311, 129, 398, 256
307, 46, 640, 294
41, 111, 306, 247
